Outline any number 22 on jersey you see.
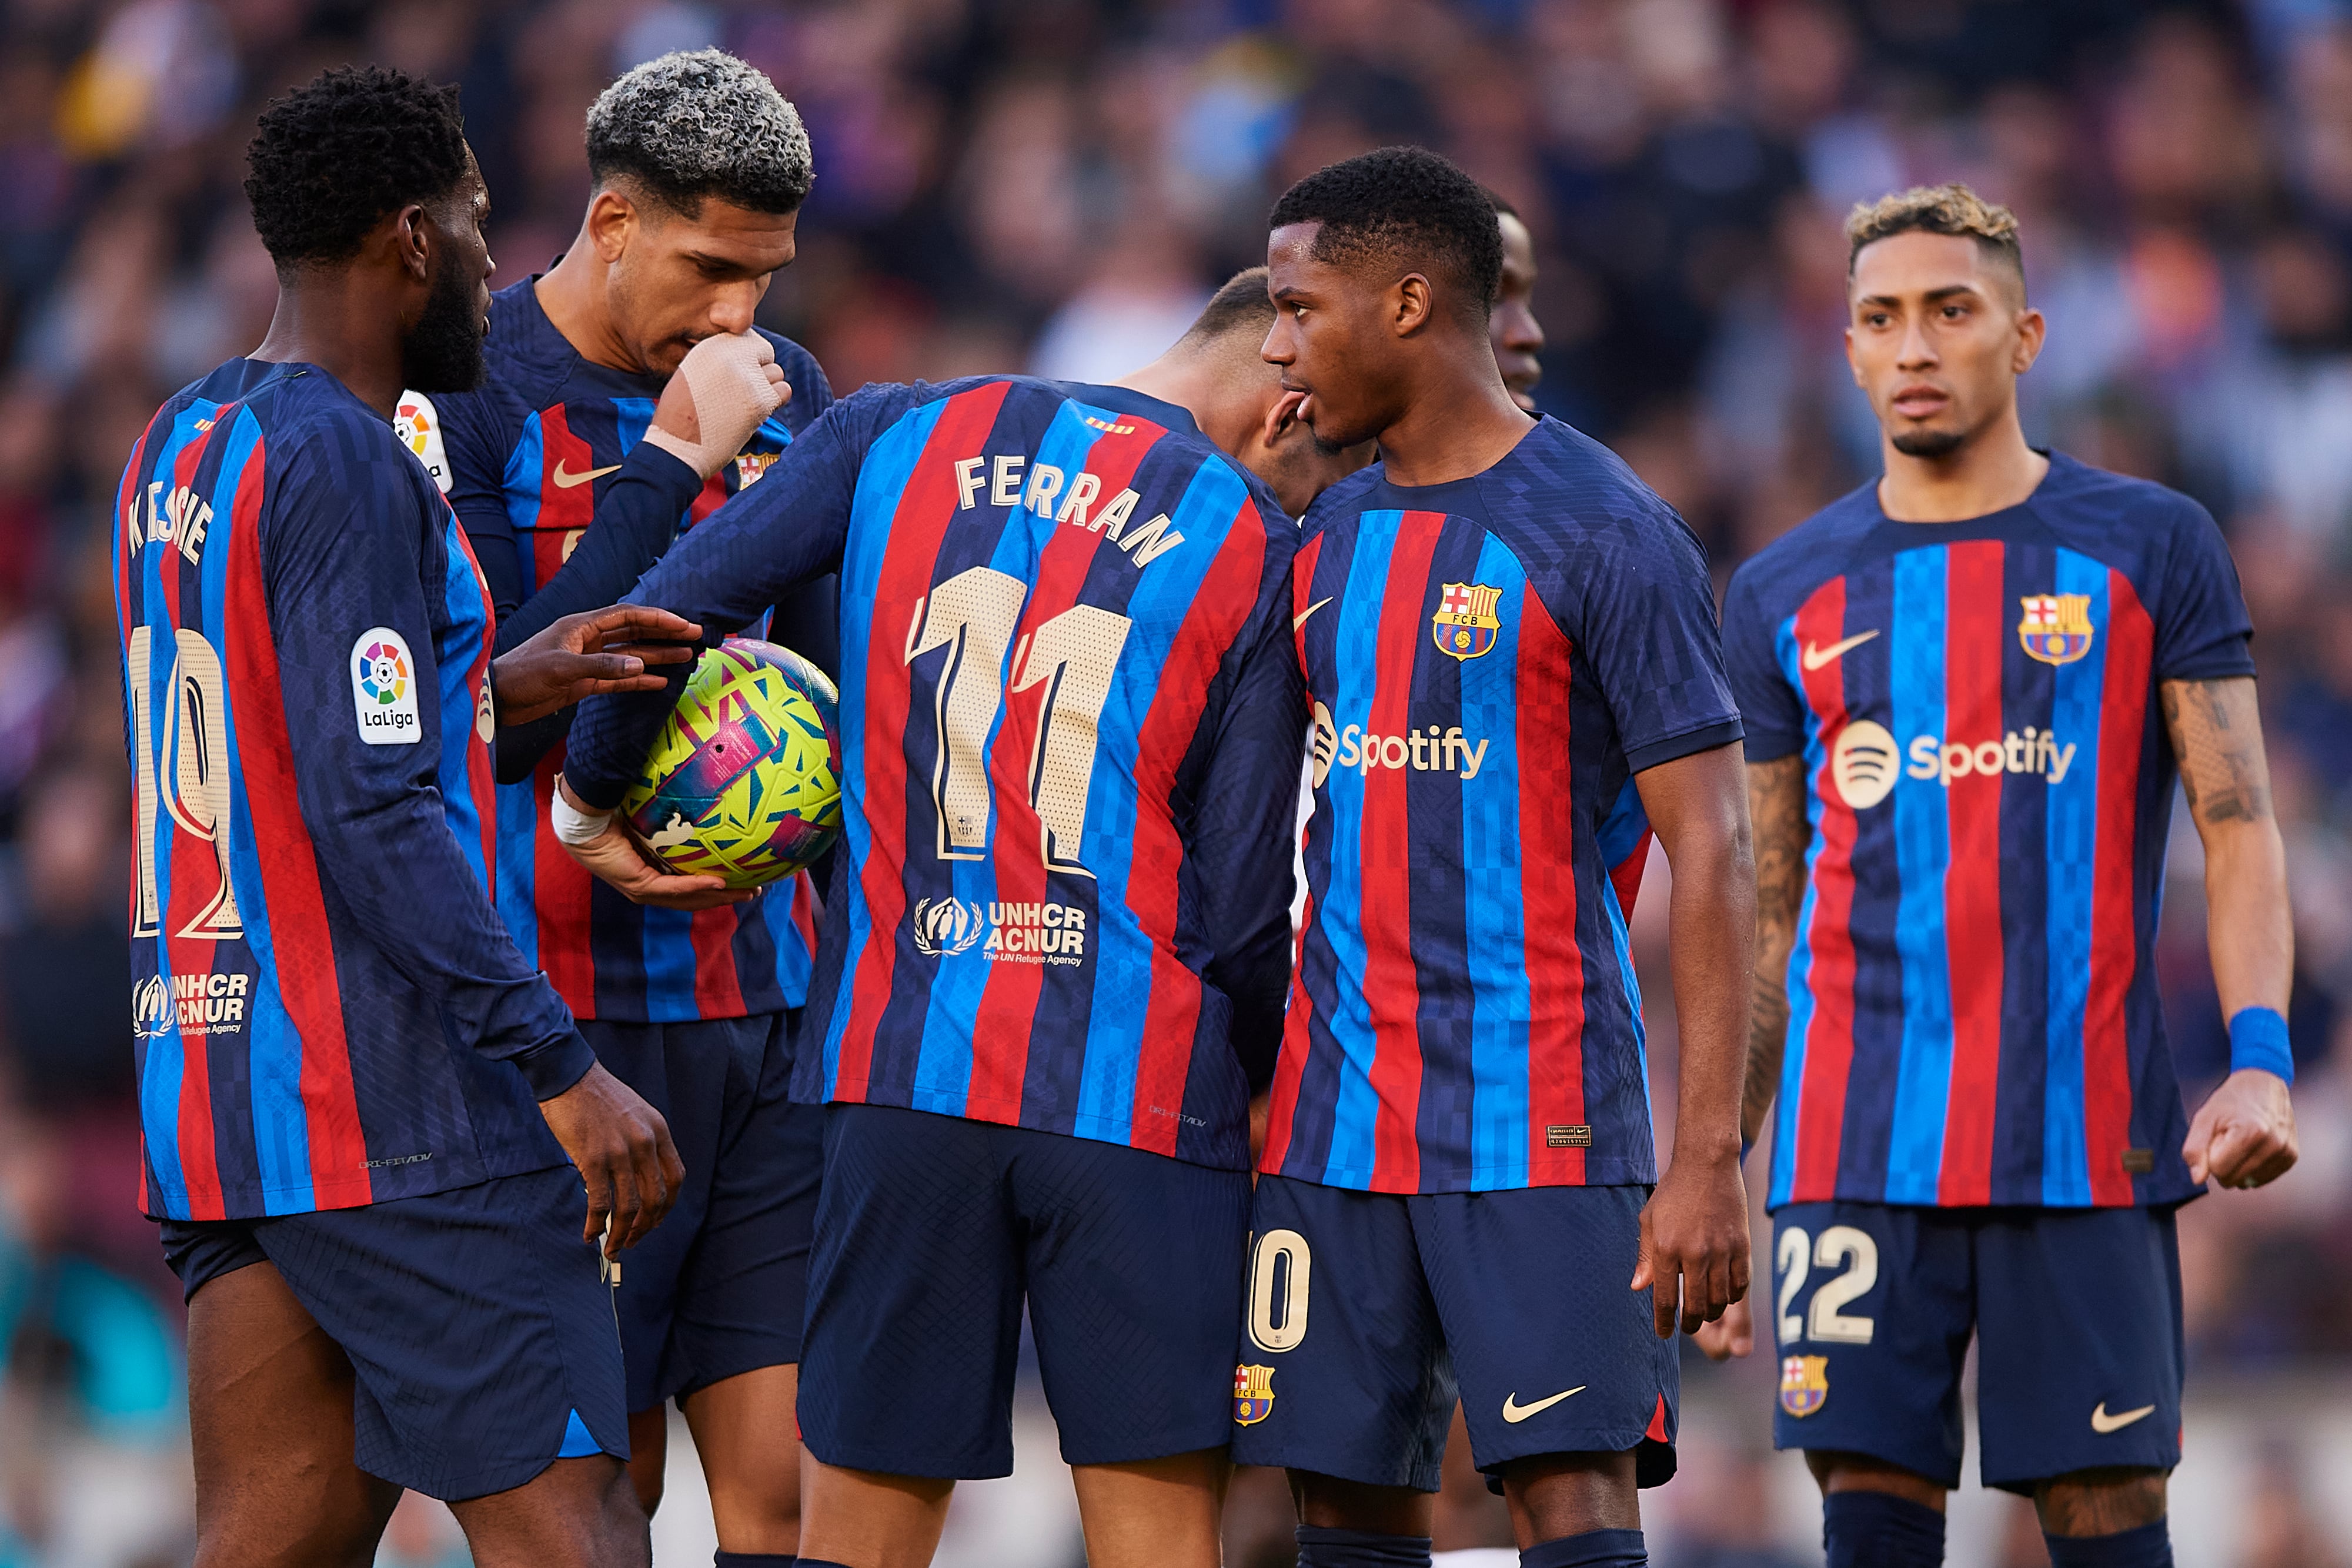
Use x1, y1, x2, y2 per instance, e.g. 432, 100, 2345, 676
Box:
903, 565, 1131, 877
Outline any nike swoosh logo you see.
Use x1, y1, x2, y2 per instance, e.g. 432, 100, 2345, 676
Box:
1294, 597, 1333, 632
552, 461, 623, 490
1802, 630, 1880, 670
2090, 1402, 2155, 1434
1501, 1386, 1586, 1423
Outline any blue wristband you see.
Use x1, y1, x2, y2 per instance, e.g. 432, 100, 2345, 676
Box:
2229, 1006, 2294, 1084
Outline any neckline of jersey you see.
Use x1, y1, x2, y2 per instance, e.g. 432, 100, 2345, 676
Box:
1868, 447, 2076, 533
1364, 412, 1555, 504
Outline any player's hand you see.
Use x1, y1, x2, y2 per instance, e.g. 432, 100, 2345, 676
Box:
537, 1059, 684, 1256
644, 330, 789, 479
1631, 1147, 1750, 1339
492, 605, 703, 727
2184, 1067, 2297, 1189
553, 774, 751, 911
1693, 1293, 1755, 1361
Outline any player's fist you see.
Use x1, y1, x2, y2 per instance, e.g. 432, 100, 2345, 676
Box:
2184, 1067, 2298, 1189
537, 1059, 686, 1256
643, 329, 789, 479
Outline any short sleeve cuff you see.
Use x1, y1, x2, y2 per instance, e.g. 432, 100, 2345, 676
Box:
1625, 716, 1746, 775
2157, 637, 2257, 685
1740, 728, 1806, 764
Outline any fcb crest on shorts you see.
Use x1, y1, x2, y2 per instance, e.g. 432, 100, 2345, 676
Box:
1779, 1355, 1828, 1417
1433, 581, 1502, 661
2019, 593, 2095, 666
1234, 1364, 1276, 1425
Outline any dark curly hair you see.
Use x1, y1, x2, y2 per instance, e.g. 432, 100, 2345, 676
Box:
245, 65, 471, 269
1269, 146, 1504, 320
584, 50, 813, 217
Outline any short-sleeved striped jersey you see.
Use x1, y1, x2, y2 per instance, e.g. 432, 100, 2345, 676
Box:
562, 378, 1307, 1169
115, 360, 588, 1221
1262, 418, 1743, 1195
430, 279, 828, 1023
1723, 453, 2257, 1211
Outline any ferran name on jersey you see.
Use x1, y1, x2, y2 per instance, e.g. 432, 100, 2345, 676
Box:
1234, 1364, 1276, 1425
2018, 593, 2096, 666
1432, 581, 1503, 661
949, 453, 1187, 567
1779, 1354, 1828, 1417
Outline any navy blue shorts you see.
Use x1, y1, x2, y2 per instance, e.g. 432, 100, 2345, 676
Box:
798, 1103, 1251, 1478
158, 1164, 628, 1502
584, 1011, 819, 1411
1228, 1175, 1677, 1493
1769, 1200, 2184, 1492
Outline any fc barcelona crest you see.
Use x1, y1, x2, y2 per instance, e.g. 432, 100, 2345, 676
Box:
1432, 581, 1503, 661
1779, 1355, 1828, 1418
734, 451, 779, 489
2018, 593, 2094, 666
1234, 1364, 1277, 1425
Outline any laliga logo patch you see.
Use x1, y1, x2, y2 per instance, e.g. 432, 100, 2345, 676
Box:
351, 628, 421, 745
1829, 720, 1899, 810
1432, 581, 1502, 661
911, 897, 985, 957
395, 391, 452, 494
2019, 593, 2094, 666
1780, 1354, 1828, 1417
1234, 1364, 1276, 1426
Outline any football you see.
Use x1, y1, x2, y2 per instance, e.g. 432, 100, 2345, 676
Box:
622, 637, 843, 890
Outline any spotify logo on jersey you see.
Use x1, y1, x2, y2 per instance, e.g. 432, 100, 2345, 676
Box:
1830, 720, 1900, 810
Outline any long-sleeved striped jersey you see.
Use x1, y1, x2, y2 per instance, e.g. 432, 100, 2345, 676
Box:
116, 359, 589, 1222
563, 377, 1306, 1170
1261, 417, 1743, 1195
429, 279, 829, 1023
1722, 453, 2257, 1211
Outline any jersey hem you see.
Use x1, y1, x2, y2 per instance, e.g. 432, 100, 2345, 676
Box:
1763, 1181, 2204, 1215
141, 1147, 571, 1222
1259, 1157, 1661, 1193
815, 1088, 1251, 1172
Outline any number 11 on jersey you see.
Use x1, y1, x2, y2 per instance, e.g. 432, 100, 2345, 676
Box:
904, 566, 1132, 877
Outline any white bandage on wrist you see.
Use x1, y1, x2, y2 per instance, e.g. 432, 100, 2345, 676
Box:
550, 778, 616, 847
641, 330, 786, 479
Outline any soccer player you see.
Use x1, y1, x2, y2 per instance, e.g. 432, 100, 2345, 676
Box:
427, 51, 830, 1560
118, 66, 696, 1567
551, 269, 1365, 1568
1238, 148, 1756, 1568
1485, 190, 1545, 412
1713, 185, 2296, 1568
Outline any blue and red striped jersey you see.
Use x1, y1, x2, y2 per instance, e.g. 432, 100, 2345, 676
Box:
563, 378, 1307, 1169
1722, 453, 2257, 1211
430, 279, 828, 1023
115, 359, 590, 1222
1262, 418, 1743, 1195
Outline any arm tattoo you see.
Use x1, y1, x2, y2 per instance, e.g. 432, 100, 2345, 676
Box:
2161, 677, 2272, 827
1743, 755, 1809, 1144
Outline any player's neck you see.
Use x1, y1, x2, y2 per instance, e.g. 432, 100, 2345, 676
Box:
1876, 407, 2050, 524
252, 276, 405, 421
1374, 360, 1532, 488
536, 248, 640, 375
1114, 351, 1252, 453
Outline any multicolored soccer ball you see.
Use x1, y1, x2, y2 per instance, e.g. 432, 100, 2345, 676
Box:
622, 638, 842, 890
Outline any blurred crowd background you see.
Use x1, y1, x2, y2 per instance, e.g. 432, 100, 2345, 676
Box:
2, 0, 2352, 1563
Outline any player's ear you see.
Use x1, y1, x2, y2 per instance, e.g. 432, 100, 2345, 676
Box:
1261, 387, 1305, 452
1392, 272, 1434, 336
2012, 306, 2046, 375
393, 203, 432, 285
1844, 325, 1865, 387
586, 187, 637, 263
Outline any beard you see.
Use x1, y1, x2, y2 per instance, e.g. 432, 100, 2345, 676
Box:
1889, 424, 1969, 459
400, 251, 486, 393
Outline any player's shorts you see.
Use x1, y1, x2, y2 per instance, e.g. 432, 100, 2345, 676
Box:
1229, 1175, 1678, 1493
584, 1009, 820, 1412
158, 1162, 627, 1502
797, 1102, 1251, 1479
1769, 1199, 2184, 1492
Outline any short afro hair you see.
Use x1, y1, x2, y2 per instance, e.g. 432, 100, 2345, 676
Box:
245, 65, 471, 269
1847, 182, 2026, 297
586, 49, 813, 218
1269, 147, 1504, 320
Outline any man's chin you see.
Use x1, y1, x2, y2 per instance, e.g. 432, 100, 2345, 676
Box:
1889, 424, 1969, 460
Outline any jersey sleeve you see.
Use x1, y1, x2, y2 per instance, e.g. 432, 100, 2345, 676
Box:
436, 387, 529, 622
2151, 495, 2257, 683
1532, 499, 1744, 774
262, 422, 594, 1099
1721, 557, 1808, 763
1191, 568, 1309, 1090
561, 392, 877, 810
